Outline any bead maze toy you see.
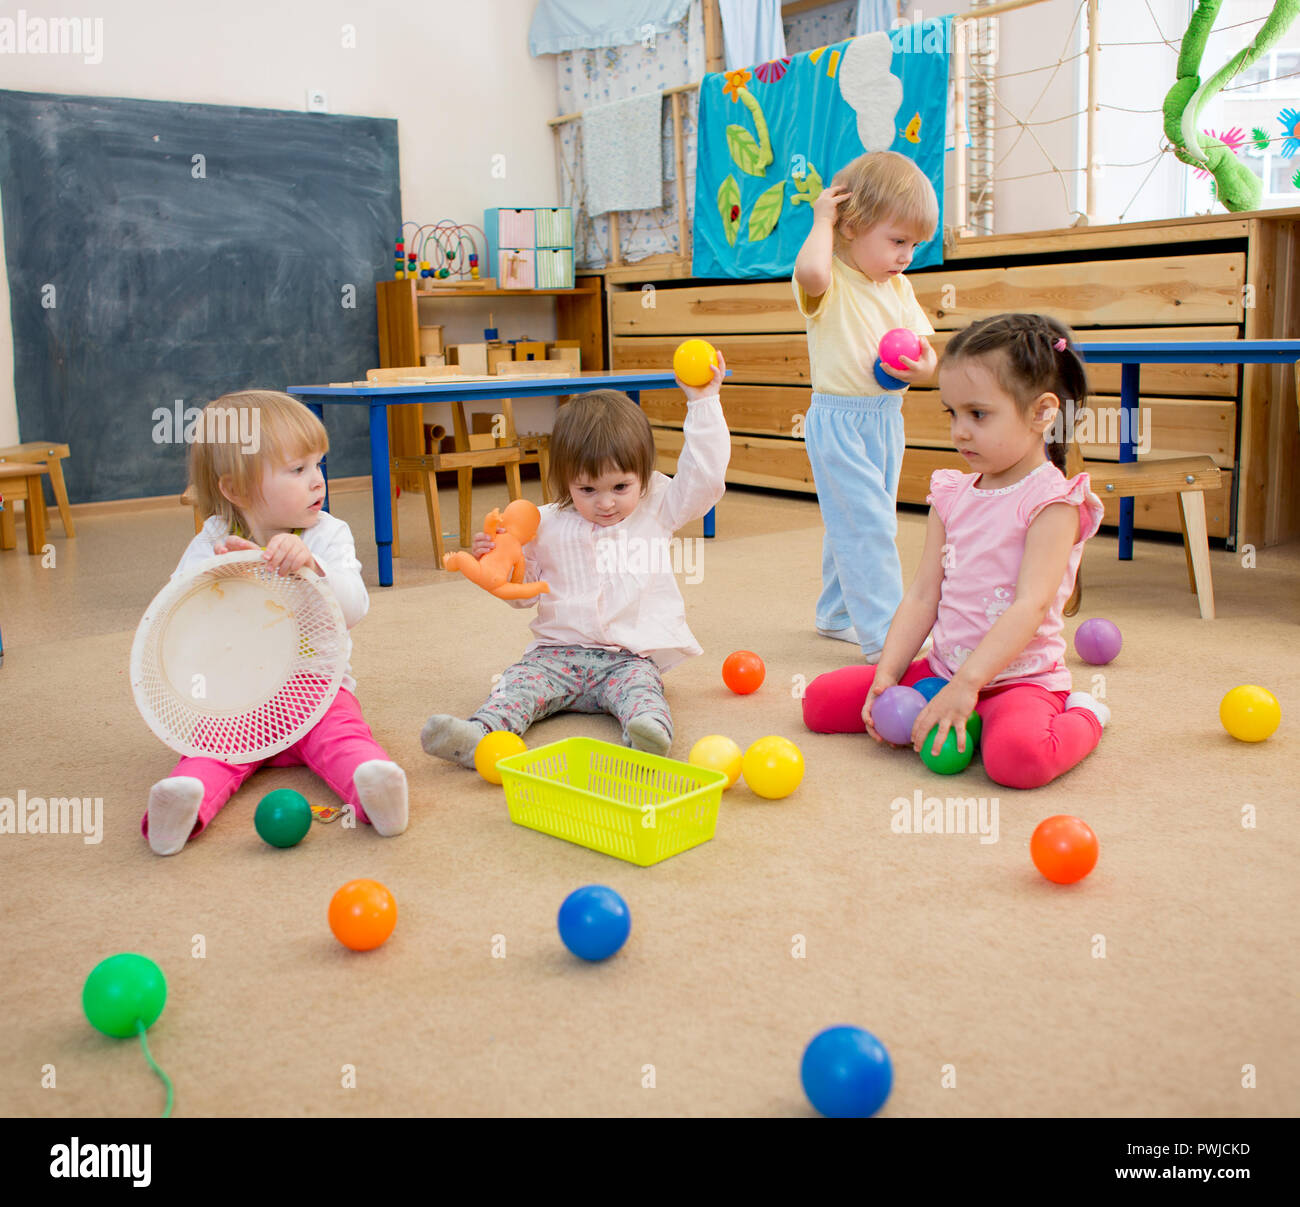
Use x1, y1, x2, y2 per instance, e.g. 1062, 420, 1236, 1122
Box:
393, 220, 492, 288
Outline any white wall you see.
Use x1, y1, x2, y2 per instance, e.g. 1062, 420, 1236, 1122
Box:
0, 0, 562, 448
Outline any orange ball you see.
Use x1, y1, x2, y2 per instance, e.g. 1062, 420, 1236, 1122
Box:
722, 650, 765, 694
1030, 816, 1098, 884
328, 879, 397, 951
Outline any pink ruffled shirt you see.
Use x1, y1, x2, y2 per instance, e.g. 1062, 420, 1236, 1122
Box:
926, 461, 1104, 693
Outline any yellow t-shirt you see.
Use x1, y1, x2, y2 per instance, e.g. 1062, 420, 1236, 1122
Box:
793, 256, 935, 397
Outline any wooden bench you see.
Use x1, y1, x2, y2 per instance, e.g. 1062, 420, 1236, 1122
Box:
0, 441, 74, 536
1088, 455, 1222, 619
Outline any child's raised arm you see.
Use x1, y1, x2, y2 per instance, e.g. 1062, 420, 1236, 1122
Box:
658, 351, 731, 533
793, 184, 849, 300
911, 501, 1077, 757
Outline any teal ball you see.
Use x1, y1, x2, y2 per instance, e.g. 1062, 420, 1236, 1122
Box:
255, 789, 312, 848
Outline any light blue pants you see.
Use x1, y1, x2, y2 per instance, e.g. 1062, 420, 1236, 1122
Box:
804, 392, 906, 658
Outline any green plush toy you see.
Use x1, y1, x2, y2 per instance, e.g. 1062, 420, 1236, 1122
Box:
1163, 0, 1300, 211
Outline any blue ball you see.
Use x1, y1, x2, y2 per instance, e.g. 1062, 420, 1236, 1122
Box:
912, 676, 948, 702
557, 886, 630, 962
801, 1025, 893, 1118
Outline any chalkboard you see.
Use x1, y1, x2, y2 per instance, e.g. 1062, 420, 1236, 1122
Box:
0, 89, 401, 502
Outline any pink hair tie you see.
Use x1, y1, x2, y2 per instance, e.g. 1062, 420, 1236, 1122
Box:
1054, 337, 1067, 351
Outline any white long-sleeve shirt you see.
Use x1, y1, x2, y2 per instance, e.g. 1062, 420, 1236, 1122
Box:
174, 511, 368, 693
508, 394, 730, 672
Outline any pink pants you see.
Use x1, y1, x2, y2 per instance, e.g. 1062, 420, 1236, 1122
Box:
141, 688, 389, 841
802, 659, 1102, 790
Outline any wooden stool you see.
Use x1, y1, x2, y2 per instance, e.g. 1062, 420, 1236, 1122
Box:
1089, 456, 1222, 619
518, 434, 553, 503
0, 463, 49, 554
0, 441, 74, 536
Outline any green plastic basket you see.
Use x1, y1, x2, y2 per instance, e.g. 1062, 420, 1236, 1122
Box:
496, 737, 727, 866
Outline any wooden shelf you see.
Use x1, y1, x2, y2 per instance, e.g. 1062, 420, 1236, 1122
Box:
410, 285, 598, 298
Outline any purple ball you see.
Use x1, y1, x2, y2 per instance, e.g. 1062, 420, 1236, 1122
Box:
1074, 617, 1122, 665
872, 685, 927, 746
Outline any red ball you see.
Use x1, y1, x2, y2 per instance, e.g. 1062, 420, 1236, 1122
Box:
1030, 816, 1098, 884
722, 650, 765, 694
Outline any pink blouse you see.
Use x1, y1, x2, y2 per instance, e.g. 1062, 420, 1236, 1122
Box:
925, 461, 1104, 693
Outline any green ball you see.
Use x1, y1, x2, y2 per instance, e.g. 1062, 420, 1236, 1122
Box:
255, 789, 312, 848
83, 954, 167, 1038
919, 716, 980, 775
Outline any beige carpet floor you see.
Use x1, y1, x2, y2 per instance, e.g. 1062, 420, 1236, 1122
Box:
1, 480, 1297, 1118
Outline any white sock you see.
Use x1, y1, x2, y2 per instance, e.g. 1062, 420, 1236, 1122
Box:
817, 624, 860, 643
626, 715, 672, 756
147, 776, 204, 856
354, 760, 408, 837
1066, 691, 1111, 729
420, 714, 488, 768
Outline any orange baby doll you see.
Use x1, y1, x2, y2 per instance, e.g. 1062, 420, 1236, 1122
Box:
442, 498, 551, 600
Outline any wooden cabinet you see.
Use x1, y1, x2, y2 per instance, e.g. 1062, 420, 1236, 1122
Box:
607, 208, 1300, 547
375, 274, 607, 487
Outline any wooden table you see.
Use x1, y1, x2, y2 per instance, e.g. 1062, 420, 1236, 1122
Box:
289, 370, 706, 586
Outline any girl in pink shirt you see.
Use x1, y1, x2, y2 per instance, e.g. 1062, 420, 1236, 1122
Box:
802, 314, 1108, 789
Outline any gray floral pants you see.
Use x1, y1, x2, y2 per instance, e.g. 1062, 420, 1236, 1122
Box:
471, 644, 671, 742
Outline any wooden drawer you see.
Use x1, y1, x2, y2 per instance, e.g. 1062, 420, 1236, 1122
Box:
902, 390, 1237, 467
927, 326, 1241, 397
911, 252, 1245, 328
644, 385, 810, 438
896, 446, 1232, 537
611, 281, 800, 335
653, 426, 816, 493
614, 333, 811, 385
652, 430, 1232, 538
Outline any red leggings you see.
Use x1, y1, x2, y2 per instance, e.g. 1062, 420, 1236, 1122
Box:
802, 659, 1102, 790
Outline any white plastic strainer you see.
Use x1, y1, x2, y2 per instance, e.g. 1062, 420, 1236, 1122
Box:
130, 550, 348, 764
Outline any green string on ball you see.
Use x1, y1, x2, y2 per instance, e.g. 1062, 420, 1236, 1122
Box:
83, 953, 173, 1118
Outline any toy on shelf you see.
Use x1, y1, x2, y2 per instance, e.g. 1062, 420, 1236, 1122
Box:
443, 499, 551, 599
393, 220, 492, 287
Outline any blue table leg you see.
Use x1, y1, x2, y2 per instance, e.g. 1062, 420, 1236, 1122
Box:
1119, 362, 1138, 561
307, 404, 330, 513
370, 403, 394, 587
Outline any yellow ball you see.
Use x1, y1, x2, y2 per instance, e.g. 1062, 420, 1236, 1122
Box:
474, 730, 528, 784
689, 734, 743, 789
673, 338, 719, 387
1219, 685, 1280, 743
742, 736, 805, 800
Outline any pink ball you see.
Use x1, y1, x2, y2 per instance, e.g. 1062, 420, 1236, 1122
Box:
1074, 618, 1122, 665
872, 685, 927, 746
878, 328, 922, 372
